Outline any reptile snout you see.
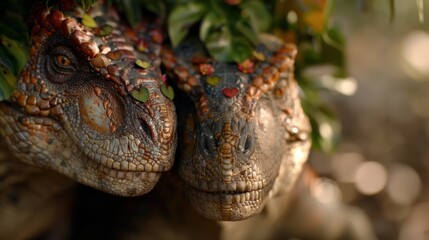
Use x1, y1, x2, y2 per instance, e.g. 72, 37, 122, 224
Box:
134, 98, 176, 144
198, 117, 255, 161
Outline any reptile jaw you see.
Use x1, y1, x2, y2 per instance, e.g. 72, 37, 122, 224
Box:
182, 178, 275, 221
185, 183, 273, 221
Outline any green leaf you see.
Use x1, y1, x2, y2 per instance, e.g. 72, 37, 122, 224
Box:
135, 59, 150, 69
240, 0, 271, 32
0, 63, 16, 100
141, 0, 166, 16
161, 84, 174, 100
0, 35, 27, 75
235, 19, 259, 45
168, 2, 207, 47
82, 14, 97, 28
131, 87, 149, 103
312, 107, 340, 152
80, 0, 97, 11
301, 90, 340, 153
200, 11, 252, 62
118, 0, 143, 28
321, 27, 346, 68
0, 46, 14, 71
322, 27, 345, 51
323, 0, 336, 29
0, 12, 28, 44
99, 24, 113, 36
229, 37, 253, 62
206, 75, 220, 86
199, 10, 223, 43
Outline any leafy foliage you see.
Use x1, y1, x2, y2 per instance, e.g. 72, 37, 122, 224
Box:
79, 0, 97, 11
112, 0, 166, 28
266, 0, 348, 152
168, 1, 206, 47
0, 1, 30, 100
167, 0, 271, 62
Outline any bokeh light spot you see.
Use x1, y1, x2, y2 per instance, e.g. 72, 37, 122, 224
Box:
354, 161, 387, 195
387, 164, 421, 206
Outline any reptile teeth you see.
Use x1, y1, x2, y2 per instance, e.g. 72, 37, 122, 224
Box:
233, 195, 240, 203
236, 181, 245, 191
201, 189, 265, 203
220, 194, 232, 205
245, 181, 252, 191
194, 180, 267, 194
227, 182, 236, 191
246, 192, 251, 201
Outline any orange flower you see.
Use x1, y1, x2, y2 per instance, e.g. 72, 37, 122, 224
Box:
136, 40, 147, 52
238, 59, 254, 74
199, 63, 214, 75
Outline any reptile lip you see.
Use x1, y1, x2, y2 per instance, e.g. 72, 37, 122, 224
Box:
93, 160, 160, 181
85, 147, 167, 173
186, 184, 269, 206
184, 179, 274, 196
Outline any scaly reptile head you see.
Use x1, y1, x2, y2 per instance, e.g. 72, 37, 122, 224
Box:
162, 37, 311, 220
0, 2, 177, 196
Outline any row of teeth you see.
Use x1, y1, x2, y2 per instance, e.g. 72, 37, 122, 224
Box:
96, 163, 159, 182
196, 180, 266, 192
219, 190, 264, 205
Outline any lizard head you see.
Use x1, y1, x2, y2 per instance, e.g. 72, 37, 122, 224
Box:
162, 37, 311, 220
0, 3, 177, 196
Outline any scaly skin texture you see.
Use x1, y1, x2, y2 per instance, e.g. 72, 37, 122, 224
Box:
161, 35, 311, 220
0, 1, 176, 196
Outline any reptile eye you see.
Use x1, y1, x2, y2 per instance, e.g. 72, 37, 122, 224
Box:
55, 54, 72, 67
46, 46, 78, 83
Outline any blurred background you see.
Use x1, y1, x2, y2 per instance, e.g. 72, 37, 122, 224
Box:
306, 1, 429, 239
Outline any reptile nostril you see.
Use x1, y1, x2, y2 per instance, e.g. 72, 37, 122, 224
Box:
139, 118, 154, 141
202, 135, 210, 154
199, 133, 216, 157
241, 134, 254, 156
244, 135, 252, 153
